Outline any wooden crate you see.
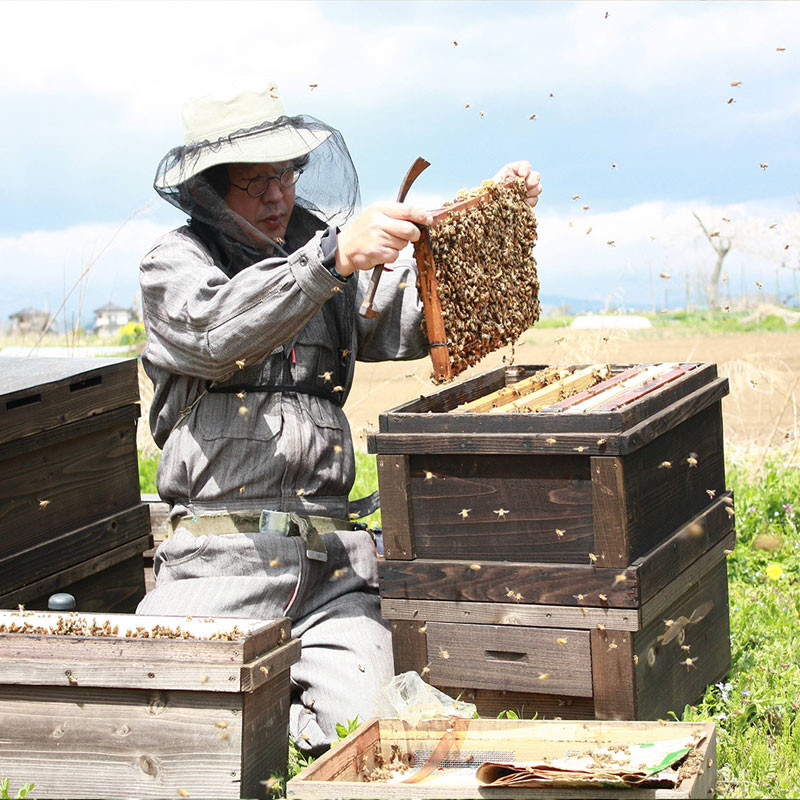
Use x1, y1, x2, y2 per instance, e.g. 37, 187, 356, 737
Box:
0, 357, 151, 610
370, 363, 733, 719
287, 718, 717, 799
0, 610, 301, 799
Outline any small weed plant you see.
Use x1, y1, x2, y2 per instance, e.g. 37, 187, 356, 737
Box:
0, 778, 34, 800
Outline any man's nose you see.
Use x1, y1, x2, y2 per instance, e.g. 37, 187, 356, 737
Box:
261, 178, 284, 204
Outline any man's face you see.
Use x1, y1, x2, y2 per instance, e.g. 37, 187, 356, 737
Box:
224, 162, 296, 242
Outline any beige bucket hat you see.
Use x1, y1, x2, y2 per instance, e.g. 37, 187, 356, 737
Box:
156, 84, 331, 190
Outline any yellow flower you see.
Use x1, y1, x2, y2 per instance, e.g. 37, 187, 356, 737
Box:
765, 563, 784, 581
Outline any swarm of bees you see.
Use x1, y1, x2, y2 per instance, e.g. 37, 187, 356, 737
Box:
420, 179, 539, 381
361, 744, 413, 782
0, 615, 245, 641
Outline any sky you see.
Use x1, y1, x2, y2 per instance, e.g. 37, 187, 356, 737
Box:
1, 0, 798, 329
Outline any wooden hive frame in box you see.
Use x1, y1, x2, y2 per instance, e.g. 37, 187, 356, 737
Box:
413, 180, 540, 382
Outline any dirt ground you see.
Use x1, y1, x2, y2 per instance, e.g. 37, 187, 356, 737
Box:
346, 328, 800, 457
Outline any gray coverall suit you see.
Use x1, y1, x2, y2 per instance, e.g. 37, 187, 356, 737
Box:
136, 207, 427, 751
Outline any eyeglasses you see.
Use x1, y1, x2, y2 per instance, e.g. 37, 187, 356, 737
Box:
229, 166, 303, 197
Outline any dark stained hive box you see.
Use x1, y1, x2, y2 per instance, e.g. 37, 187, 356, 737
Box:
369, 363, 733, 720
0, 358, 151, 611
0, 610, 301, 799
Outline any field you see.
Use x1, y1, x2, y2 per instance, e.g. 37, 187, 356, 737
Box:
9, 315, 798, 799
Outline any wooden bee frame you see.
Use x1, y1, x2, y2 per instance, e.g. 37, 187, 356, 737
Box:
413, 182, 539, 382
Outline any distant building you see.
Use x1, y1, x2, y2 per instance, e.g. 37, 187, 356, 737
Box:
93, 303, 135, 338
8, 307, 51, 334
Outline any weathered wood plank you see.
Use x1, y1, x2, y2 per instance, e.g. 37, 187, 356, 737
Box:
619, 403, 726, 562
0, 614, 289, 665
0, 503, 151, 590
381, 598, 640, 631
634, 557, 731, 721
427, 622, 592, 696
389, 620, 428, 675
0, 678, 291, 799
0, 536, 151, 609
0, 405, 142, 557
376, 455, 416, 559
437, 687, 595, 720
0, 357, 138, 445
369, 430, 625, 455
639, 532, 735, 630
591, 457, 629, 568
379, 559, 638, 607
634, 492, 734, 605
408, 454, 594, 563
591, 628, 636, 720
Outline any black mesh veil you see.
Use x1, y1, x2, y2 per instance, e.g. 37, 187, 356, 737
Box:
153, 114, 360, 257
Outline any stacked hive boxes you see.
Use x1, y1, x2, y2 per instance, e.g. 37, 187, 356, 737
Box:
371, 362, 734, 720
0, 357, 151, 611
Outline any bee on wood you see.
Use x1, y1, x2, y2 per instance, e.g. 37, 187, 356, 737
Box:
38, 499, 50, 509
555, 528, 565, 538
557, 637, 568, 645
614, 573, 627, 585
588, 553, 598, 563
538, 673, 550, 680
178, 790, 190, 798
424, 470, 435, 482
607, 641, 618, 651
418, 625, 427, 634
598, 593, 608, 602
318, 371, 333, 382
597, 438, 607, 446
235, 359, 246, 369
493, 508, 510, 519
706, 488, 716, 499
469, 563, 481, 571
439, 649, 450, 660
459, 508, 472, 519
546, 437, 557, 444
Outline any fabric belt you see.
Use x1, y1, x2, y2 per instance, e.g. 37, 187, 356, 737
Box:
169, 510, 355, 563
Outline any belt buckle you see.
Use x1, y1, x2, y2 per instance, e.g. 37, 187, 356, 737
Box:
259, 510, 291, 536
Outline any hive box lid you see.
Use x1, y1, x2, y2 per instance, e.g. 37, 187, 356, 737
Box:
0, 610, 299, 692
288, 717, 717, 799
370, 363, 728, 457
0, 357, 139, 445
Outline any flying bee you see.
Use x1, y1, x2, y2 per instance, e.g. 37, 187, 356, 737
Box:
235, 359, 246, 369
607, 641, 618, 651
329, 568, 349, 582
681, 657, 699, 670
586, 227, 592, 234
318, 371, 333, 382
439, 649, 450, 660
776, 47, 786, 51
557, 637, 568, 645
659, 461, 672, 469
722, 217, 731, 222
572, 194, 580, 200
598, 593, 608, 602
706, 488, 716, 499
660, 272, 671, 279
555, 528, 565, 538
727, 98, 735, 104
730, 80, 742, 87
588, 553, 598, 564
607, 240, 615, 247
687, 456, 698, 467
538, 673, 550, 680
614, 573, 627, 585
529, 114, 536, 120
309, 84, 318, 89
582, 204, 590, 211
178, 790, 190, 798
38, 499, 50, 509
493, 508, 510, 519
756, 281, 763, 288
479, 111, 485, 117
469, 563, 481, 571
555, 336, 565, 344
459, 508, 472, 519
418, 625, 427, 634
424, 470, 435, 481
546, 437, 557, 444
769, 223, 777, 229
759, 163, 768, 170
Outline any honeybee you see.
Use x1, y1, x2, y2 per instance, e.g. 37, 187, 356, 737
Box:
759, 163, 769, 170
588, 553, 598, 563
459, 508, 472, 519
555, 528, 565, 538
309, 84, 318, 89
572, 194, 580, 200
582, 204, 590, 211
660, 272, 671, 279
730, 80, 742, 87
727, 98, 735, 105
529, 114, 536, 120
659, 461, 673, 469
493, 508, 510, 519
681, 657, 699, 670
469, 563, 481, 571
710, 231, 720, 237
318, 371, 333, 382
586, 227, 592, 234
235, 359, 246, 369
607, 240, 615, 247
38, 499, 50, 509
557, 637, 568, 645
614, 573, 627, 585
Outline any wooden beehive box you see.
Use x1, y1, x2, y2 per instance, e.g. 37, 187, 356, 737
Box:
369, 363, 733, 720
0, 358, 151, 611
0, 610, 301, 799
288, 718, 717, 799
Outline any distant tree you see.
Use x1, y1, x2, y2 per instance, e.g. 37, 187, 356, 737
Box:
692, 211, 732, 311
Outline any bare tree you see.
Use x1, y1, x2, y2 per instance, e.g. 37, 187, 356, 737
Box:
692, 210, 732, 311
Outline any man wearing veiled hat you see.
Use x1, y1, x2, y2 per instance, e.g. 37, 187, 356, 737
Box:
138, 83, 542, 753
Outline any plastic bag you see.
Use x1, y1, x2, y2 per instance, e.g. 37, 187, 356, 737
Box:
383, 671, 477, 725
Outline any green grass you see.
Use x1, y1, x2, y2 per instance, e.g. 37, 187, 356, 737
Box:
135, 448, 800, 797
682, 456, 800, 798
530, 309, 800, 338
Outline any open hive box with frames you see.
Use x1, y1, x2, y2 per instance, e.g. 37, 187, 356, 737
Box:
0, 610, 301, 799
369, 361, 734, 720
413, 178, 540, 383
288, 718, 717, 799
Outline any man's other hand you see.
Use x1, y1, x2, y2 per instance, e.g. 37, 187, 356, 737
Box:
492, 161, 542, 207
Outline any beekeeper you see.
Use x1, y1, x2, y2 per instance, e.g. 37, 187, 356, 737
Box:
137, 82, 542, 753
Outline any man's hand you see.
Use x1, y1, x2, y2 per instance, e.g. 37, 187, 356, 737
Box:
336, 203, 433, 277
492, 161, 542, 207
